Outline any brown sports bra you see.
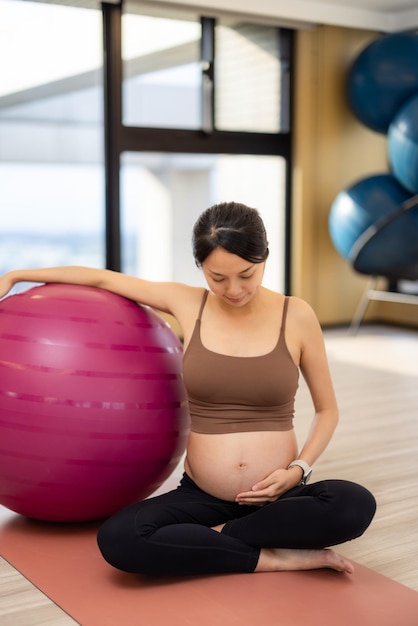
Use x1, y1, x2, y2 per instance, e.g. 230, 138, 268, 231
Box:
183, 290, 299, 434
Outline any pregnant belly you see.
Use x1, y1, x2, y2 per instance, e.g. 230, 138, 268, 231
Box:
184, 430, 298, 501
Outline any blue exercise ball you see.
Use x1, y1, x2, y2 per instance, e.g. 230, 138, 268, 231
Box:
329, 173, 418, 277
346, 32, 418, 134
388, 93, 418, 194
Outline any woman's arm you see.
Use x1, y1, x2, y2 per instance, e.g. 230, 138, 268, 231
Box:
0, 266, 191, 316
293, 298, 339, 468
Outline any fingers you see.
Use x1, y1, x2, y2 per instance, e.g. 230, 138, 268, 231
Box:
235, 488, 278, 505
235, 469, 291, 505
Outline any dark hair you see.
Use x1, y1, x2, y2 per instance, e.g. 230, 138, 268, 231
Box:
192, 201, 270, 267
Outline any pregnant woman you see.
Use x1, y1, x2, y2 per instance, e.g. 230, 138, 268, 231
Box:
0, 201, 376, 577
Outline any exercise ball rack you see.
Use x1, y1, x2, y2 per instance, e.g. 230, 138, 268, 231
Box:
348, 194, 418, 333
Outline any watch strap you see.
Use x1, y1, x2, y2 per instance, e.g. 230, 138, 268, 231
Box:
287, 460, 312, 484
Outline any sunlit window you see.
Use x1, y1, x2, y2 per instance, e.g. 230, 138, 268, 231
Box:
122, 6, 202, 129
215, 20, 283, 133
0, 1, 291, 296
121, 152, 286, 292
0, 0, 104, 288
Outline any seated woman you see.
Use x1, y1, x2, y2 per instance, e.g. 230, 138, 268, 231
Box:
0, 201, 376, 577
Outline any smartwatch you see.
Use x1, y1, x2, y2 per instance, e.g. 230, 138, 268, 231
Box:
287, 460, 312, 485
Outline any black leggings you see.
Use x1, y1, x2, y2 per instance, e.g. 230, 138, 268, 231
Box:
97, 473, 376, 577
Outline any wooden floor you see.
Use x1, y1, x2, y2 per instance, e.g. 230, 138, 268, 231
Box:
1, 323, 417, 624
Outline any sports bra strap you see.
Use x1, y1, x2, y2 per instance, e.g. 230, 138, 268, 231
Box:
281, 296, 290, 331
197, 289, 209, 320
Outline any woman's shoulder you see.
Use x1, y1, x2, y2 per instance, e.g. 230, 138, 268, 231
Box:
170, 283, 207, 304
286, 294, 315, 313
167, 285, 207, 346
285, 295, 321, 332
165, 284, 207, 320
263, 290, 316, 318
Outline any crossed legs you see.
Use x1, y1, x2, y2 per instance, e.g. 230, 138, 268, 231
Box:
97, 473, 376, 577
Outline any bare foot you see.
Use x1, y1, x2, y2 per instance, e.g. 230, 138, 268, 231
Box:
256, 548, 354, 574
211, 525, 353, 575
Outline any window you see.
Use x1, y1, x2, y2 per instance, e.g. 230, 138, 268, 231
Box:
119, 4, 292, 293
121, 152, 286, 291
122, 7, 202, 129
0, 0, 104, 290
214, 20, 284, 133
0, 1, 293, 294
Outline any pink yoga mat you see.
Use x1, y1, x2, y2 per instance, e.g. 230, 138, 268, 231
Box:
1, 504, 417, 626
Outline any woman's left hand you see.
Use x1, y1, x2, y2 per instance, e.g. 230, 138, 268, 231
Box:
234, 467, 302, 505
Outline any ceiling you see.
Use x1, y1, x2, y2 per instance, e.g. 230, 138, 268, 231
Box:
28, 0, 418, 31
216, 0, 418, 32
288, 0, 418, 31
126, 0, 418, 32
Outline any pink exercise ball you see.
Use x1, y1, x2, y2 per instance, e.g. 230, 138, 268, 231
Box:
0, 284, 190, 522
